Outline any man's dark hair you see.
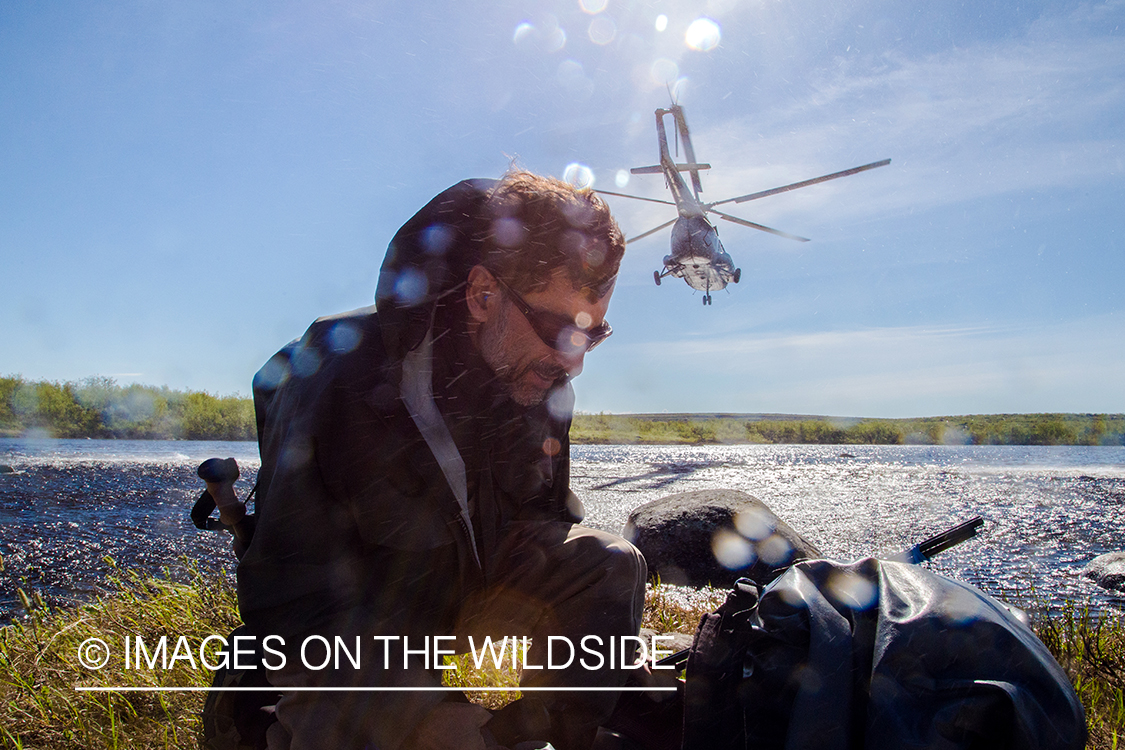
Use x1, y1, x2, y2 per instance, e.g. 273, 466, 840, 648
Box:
482, 170, 626, 301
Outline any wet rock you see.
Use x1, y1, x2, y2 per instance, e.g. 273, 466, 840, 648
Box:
1084, 551, 1125, 593
0, 464, 15, 474
623, 489, 823, 589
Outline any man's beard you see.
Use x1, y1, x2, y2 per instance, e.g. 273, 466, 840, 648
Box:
479, 303, 567, 407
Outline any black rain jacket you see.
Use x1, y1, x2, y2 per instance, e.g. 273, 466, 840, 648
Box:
237, 179, 583, 642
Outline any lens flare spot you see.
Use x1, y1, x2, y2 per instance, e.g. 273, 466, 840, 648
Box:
545, 24, 567, 53
421, 223, 455, 256
670, 76, 690, 101
713, 529, 756, 570
735, 508, 775, 541
542, 437, 561, 456
555, 327, 584, 355
579, 0, 608, 13
795, 664, 824, 694
562, 201, 595, 229
758, 534, 793, 567
557, 60, 594, 98
583, 241, 606, 268
826, 570, 878, 611
941, 586, 987, 626
615, 169, 629, 188
563, 163, 595, 189
493, 217, 527, 248
254, 355, 290, 390
655, 14, 668, 32
685, 18, 721, 51
513, 22, 535, 45
588, 15, 616, 45
291, 345, 322, 378
546, 386, 574, 421
328, 322, 362, 354
393, 268, 428, 306
574, 311, 593, 329
650, 58, 679, 85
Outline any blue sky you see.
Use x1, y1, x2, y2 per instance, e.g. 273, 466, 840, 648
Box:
2, 0, 1122, 417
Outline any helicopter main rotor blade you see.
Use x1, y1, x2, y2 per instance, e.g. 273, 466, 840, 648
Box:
626, 217, 678, 244
595, 189, 676, 206
707, 159, 891, 208
709, 209, 810, 242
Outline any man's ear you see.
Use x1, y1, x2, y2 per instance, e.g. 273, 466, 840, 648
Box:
465, 265, 498, 324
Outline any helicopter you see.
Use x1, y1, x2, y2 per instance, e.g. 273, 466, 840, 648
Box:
597, 105, 890, 304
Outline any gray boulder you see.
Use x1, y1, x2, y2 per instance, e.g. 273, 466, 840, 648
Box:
623, 489, 823, 589
1084, 551, 1125, 593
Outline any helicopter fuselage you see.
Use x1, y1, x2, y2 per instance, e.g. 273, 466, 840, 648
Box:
666, 215, 737, 293
598, 103, 888, 305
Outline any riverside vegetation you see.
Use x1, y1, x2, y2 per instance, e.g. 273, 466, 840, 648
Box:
3, 375, 1123, 446
0, 567, 1121, 749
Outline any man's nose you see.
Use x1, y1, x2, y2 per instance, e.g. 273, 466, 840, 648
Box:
555, 348, 585, 379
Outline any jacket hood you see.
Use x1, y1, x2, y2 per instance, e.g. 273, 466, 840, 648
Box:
375, 178, 497, 363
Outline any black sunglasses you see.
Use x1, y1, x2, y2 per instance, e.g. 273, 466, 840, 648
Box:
492, 275, 612, 353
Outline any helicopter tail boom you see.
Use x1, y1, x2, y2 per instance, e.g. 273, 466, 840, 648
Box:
631, 163, 711, 175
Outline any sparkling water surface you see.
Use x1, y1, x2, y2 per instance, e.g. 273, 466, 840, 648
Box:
1, 438, 1122, 621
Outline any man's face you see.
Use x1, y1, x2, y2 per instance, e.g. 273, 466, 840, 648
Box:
476, 267, 613, 407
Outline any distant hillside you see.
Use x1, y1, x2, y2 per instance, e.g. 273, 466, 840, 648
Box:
570, 412, 1125, 446
0, 375, 254, 441
3, 374, 1121, 446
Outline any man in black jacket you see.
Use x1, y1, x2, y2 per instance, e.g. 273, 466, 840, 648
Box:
239, 172, 646, 750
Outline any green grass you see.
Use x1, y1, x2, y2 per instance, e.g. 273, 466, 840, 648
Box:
1, 569, 1120, 749
0, 561, 241, 749
1035, 605, 1125, 749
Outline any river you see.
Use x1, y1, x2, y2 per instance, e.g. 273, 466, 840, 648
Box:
1, 438, 1122, 621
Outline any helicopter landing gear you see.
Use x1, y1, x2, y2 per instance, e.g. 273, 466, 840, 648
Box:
733, 268, 741, 284
654, 270, 661, 286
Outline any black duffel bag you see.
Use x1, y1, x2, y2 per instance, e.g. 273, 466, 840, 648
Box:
682, 558, 1086, 750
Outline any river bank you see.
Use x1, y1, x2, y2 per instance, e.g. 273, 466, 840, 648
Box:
3, 375, 1124, 445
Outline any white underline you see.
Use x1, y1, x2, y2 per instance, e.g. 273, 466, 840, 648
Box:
74, 686, 676, 693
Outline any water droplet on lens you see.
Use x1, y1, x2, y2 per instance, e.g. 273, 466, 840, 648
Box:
546, 387, 574, 421
563, 163, 595, 189
493, 217, 527, 248
685, 18, 721, 51
826, 570, 877, 610
545, 25, 567, 52
421, 224, 455, 256
394, 268, 428, 306
713, 529, 756, 570
328, 322, 362, 354
758, 534, 792, 566
735, 508, 774, 541
588, 15, 615, 45
513, 22, 535, 45
291, 345, 322, 378
254, 355, 290, 390
650, 58, 679, 85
